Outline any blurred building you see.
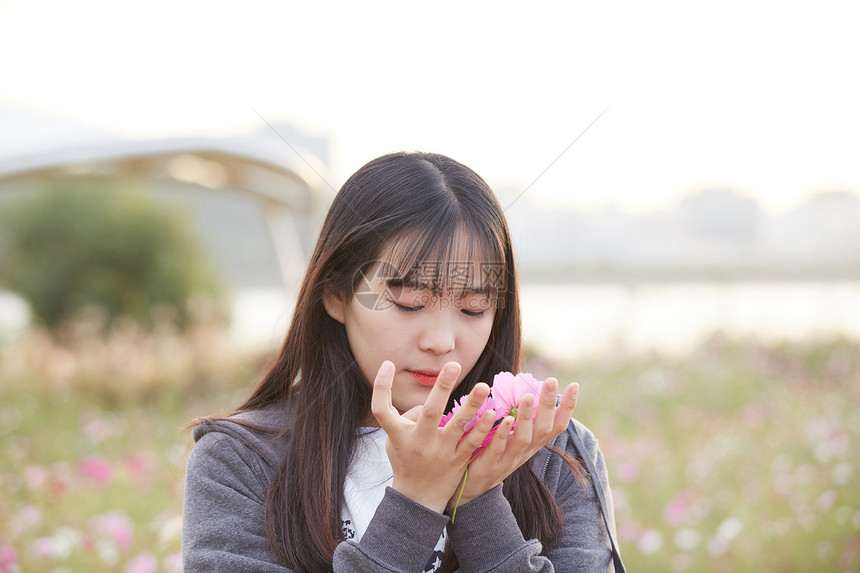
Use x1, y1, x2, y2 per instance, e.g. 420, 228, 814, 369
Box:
0, 107, 331, 346
0, 107, 330, 291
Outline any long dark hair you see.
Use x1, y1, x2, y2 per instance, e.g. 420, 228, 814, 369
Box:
220, 151, 571, 571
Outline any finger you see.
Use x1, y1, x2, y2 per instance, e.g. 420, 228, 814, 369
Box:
538, 377, 560, 409
480, 415, 515, 458
512, 393, 535, 448
370, 361, 401, 432
552, 382, 579, 433
533, 378, 559, 436
442, 382, 490, 435
401, 405, 423, 423
416, 362, 461, 439
457, 408, 496, 458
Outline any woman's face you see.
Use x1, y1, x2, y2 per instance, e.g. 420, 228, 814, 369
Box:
325, 255, 499, 416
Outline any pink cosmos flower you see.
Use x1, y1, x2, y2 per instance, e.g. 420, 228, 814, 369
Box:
124, 552, 158, 573
663, 491, 692, 526
439, 395, 497, 432
91, 511, 133, 550
124, 453, 155, 493
439, 394, 500, 456
439, 371, 550, 453
163, 551, 183, 573
0, 546, 18, 573
23, 464, 49, 491
616, 460, 640, 482
491, 372, 544, 420
78, 456, 112, 487
438, 371, 551, 518
30, 527, 80, 560
439, 395, 499, 453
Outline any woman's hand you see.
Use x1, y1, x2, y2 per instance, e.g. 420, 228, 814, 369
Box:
453, 377, 579, 506
370, 360, 496, 514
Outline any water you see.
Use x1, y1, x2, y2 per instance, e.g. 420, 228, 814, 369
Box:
520, 281, 860, 360
3, 282, 860, 360
227, 281, 860, 359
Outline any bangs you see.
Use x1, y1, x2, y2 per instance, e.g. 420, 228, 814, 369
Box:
376, 221, 506, 299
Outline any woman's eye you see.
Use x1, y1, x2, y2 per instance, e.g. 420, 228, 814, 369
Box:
394, 303, 424, 313
461, 309, 485, 318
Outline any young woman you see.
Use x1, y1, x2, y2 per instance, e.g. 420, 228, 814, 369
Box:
182, 151, 624, 572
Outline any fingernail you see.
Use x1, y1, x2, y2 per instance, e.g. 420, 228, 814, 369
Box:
443, 363, 459, 379
380, 361, 393, 375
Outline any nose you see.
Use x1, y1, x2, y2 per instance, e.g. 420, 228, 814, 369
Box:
417, 309, 456, 355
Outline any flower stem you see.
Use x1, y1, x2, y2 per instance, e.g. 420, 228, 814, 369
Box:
451, 466, 469, 522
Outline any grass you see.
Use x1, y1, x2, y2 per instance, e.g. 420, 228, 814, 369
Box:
1, 322, 858, 572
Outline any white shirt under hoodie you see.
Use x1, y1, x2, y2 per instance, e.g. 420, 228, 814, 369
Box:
341, 428, 446, 571
341, 428, 392, 543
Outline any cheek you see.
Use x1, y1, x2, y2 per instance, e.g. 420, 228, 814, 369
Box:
461, 319, 494, 359
344, 308, 409, 365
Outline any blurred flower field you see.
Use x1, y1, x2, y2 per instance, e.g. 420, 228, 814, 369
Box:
1, 321, 858, 572
549, 336, 860, 572
0, 319, 261, 573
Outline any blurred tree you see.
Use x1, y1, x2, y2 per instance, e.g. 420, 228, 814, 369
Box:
0, 178, 220, 332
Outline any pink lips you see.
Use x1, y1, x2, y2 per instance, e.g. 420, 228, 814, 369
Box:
408, 370, 440, 387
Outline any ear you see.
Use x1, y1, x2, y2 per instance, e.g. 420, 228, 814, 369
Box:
323, 292, 347, 324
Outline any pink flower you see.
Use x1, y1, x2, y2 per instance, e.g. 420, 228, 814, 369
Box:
491, 372, 544, 420
78, 456, 112, 486
23, 465, 49, 490
439, 371, 550, 453
31, 536, 57, 559
0, 546, 18, 572
439, 395, 499, 453
616, 460, 640, 482
663, 491, 692, 526
91, 511, 133, 550
124, 552, 158, 573
30, 527, 80, 560
163, 552, 183, 573
124, 453, 155, 493
439, 395, 497, 432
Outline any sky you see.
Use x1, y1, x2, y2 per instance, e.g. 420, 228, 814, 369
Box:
1, 0, 859, 215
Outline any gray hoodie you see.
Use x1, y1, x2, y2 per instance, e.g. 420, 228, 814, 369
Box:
182, 407, 622, 572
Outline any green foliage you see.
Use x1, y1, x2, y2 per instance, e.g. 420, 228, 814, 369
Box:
0, 178, 219, 331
